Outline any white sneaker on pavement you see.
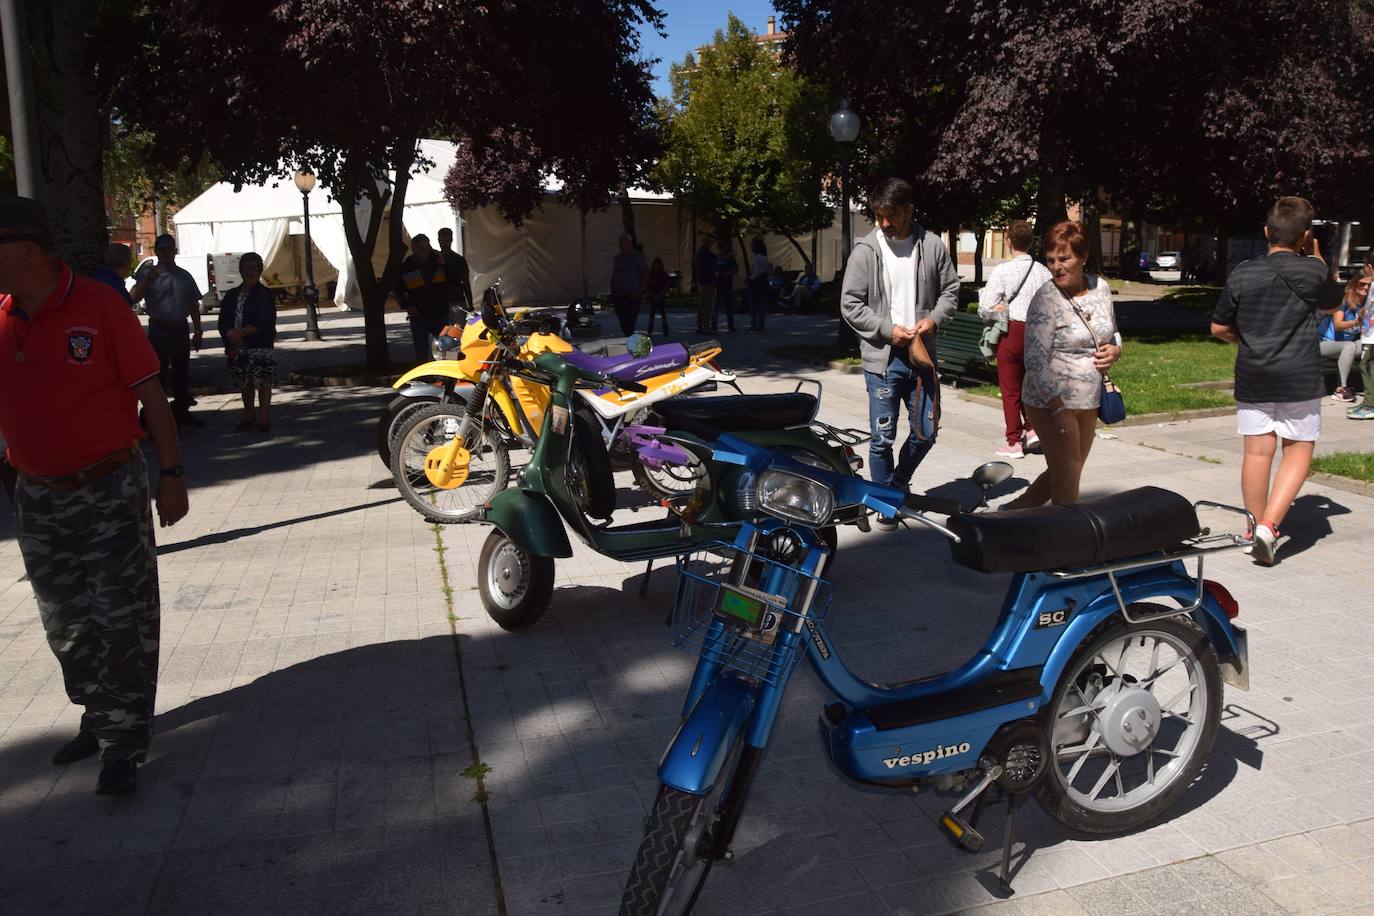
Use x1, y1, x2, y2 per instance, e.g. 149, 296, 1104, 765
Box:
996, 443, 1025, 459
1024, 430, 1041, 451
1251, 523, 1278, 566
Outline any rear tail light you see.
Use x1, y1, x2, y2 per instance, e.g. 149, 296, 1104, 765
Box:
206, 254, 217, 291
1203, 579, 1239, 619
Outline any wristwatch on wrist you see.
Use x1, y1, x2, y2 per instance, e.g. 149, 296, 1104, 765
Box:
160, 465, 185, 478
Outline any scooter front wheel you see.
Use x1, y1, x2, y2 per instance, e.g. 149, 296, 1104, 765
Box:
1036, 610, 1221, 833
619, 740, 742, 916
478, 529, 555, 630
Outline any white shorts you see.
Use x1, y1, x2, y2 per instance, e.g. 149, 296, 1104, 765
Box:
1236, 399, 1322, 442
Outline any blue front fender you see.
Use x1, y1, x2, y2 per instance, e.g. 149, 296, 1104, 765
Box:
658, 674, 757, 796
1040, 566, 1245, 697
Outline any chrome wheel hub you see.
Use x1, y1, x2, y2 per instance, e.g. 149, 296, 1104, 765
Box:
488, 541, 529, 608
1096, 685, 1161, 757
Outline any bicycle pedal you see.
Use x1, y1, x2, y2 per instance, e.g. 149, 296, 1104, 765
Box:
939, 811, 984, 853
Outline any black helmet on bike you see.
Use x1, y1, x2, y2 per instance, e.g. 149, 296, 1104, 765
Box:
566, 298, 598, 329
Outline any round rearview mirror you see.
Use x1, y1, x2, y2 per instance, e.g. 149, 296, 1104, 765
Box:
972, 461, 1014, 491
626, 333, 653, 358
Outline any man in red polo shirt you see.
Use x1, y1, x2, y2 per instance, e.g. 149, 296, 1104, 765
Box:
0, 196, 188, 796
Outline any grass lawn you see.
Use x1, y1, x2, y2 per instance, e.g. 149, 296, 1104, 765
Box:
1310, 451, 1374, 482
1162, 284, 1224, 311
966, 330, 1237, 414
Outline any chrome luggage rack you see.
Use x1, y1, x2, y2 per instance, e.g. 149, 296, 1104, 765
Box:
1048, 500, 1254, 624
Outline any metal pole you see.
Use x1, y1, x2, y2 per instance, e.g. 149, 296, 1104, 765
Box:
301, 190, 322, 341
1, 0, 42, 199
840, 151, 852, 275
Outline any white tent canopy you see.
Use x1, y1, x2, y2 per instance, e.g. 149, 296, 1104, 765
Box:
172, 139, 461, 308
173, 139, 871, 308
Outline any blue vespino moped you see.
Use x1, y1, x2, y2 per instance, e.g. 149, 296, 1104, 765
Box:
619, 434, 1251, 915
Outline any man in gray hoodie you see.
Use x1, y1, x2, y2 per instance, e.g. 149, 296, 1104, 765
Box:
841, 178, 960, 527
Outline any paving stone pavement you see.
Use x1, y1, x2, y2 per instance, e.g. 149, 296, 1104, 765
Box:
1, 307, 1373, 914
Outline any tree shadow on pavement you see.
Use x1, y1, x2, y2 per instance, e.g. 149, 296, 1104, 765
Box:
0, 635, 500, 915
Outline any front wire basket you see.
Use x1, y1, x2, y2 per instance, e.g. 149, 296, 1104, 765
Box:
671, 541, 835, 688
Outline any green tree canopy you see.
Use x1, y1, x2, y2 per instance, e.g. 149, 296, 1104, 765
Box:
655, 14, 832, 259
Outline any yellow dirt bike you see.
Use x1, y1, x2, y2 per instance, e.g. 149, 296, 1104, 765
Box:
389, 284, 738, 523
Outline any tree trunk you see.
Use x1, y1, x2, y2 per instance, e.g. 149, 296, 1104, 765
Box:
1082, 198, 1104, 276
341, 141, 417, 371
947, 225, 960, 277
1217, 230, 1231, 283
1036, 173, 1067, 228
1118, 213, 1140, 281
973, 223, 986, 285
618, 186, 636, 243
31, 0, 107, 270
782, 232, 812, 272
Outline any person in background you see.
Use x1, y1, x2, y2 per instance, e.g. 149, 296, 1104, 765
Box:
436, 227, 472, 321
693, 235, 716, 334
1209, 196, 1328, 566
1343, 265, 1374, 421
610, 233, 648, 336
746, 238, 770, 333
1320, 272, 1366, 403
712, 238, 737, 333
217, 252, 278, 434
840, 177, 961, 528
130, 234, 205, 426
0, 196, 188, 796
1003, 221, 1121, 510
786, 264, 821, 311
977, 219, 1053, 459
645, 257, 670, 337
92, 243, 135, 308
397, 234, 449, 362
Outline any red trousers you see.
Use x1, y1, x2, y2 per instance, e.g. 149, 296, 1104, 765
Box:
996, 319, 1034, 446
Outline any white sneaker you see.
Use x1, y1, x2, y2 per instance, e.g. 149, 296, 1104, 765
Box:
995, 443, 1025, 459
1251, 523, 1278, 566
1024, 431, 1041, 451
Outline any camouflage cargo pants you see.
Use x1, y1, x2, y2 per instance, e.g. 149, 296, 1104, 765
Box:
14, 449, 161, 762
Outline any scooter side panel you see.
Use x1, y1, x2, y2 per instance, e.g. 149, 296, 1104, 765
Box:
658, 674, 758, 796
825, 699, 1034, 782
483, 489, 574, 558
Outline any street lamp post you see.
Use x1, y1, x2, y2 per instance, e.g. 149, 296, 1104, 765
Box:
830, 99, 861, 346
294, 168, 323, 342
829, 98, 861, 273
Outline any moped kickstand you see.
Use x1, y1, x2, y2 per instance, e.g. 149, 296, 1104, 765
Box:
938, 764, 1033, 897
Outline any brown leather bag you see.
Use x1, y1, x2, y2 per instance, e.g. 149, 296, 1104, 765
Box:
906, 328, 934, 371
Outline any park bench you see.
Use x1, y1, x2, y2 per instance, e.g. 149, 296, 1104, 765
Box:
936, 311, 996, 386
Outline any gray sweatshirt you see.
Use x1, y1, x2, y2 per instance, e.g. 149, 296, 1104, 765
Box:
840, 225, 962, 374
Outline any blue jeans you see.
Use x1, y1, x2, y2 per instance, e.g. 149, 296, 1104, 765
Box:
864, 354, 940, 489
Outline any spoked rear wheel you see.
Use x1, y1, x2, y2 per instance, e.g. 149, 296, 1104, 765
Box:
1036, 610, 1221, 833
619, 741, 742, 916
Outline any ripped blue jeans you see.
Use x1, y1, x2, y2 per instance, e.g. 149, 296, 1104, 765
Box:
864, 353, 940, 489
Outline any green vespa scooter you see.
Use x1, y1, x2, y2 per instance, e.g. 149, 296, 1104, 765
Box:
476, 352, 869, 630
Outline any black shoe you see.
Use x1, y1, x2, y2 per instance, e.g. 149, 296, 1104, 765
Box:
96, 759, 138, 796
52, 731, 99, 765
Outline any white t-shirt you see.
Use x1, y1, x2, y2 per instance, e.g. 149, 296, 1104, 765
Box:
878, 232, 917, 328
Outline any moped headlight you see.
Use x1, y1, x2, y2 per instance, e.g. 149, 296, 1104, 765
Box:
755, 470, 834, 527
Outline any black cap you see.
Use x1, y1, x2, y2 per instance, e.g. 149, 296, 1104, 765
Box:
0, 196, 55, 246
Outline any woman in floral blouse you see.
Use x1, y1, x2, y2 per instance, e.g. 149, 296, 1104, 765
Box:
1004, 221, 1121, 508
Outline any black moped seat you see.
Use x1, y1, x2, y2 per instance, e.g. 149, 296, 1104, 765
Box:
947, 486, 1200, 574
654, 393, 817, 432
